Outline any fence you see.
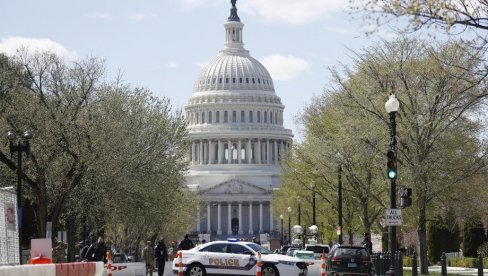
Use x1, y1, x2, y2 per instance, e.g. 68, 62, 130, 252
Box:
371, 251, 403, 276
0, 187, 19, 266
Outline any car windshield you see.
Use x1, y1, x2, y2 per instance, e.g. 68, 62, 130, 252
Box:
306, 245, 329, 254
333, 247, 368, 257
245, 243, 271, 254
294, 251, 315, 259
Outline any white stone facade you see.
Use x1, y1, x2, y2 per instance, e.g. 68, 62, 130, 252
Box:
185, 3, 293, 240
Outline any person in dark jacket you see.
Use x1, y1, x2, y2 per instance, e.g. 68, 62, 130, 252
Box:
361, 233, 373, 255
155, 238, 168, 276
177, 234, 195, 250
85, 236, 108, 263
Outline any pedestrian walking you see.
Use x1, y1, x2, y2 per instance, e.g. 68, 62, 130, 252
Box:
168, 242, 176, 261
155, 238, 168, 276
177, 234, 195, 250
85, 237, 108, 263
52, 240, 67, 263
143, 241, 155, 276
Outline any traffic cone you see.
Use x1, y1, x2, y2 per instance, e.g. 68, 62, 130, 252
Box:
320, 251, 326, 276
256, 251, 262, 276
178, 251, 183, 276
107, 250, 113, 276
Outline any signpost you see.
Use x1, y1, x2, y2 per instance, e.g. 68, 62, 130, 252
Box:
385, 209, 403, 226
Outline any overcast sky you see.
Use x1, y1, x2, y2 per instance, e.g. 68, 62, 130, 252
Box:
0, 0, 395, 140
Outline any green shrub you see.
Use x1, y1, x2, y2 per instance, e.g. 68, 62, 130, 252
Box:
403, 256, 413, 266
448, 257, 477, 268
484, 257, 488, 268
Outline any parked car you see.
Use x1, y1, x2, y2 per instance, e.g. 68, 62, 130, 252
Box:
304, 244, 330, 260
326, 245, 373, 276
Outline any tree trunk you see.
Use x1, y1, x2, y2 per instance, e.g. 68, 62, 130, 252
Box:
35, 177, 48, 239
418, 201, 429, 274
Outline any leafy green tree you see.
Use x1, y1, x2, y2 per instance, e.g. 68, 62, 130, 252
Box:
428, 211, 459, 264
293, 36, 488, 273
463, 215, 486, 257
0, 51, 195, 255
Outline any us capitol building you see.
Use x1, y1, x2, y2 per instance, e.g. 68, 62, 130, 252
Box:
185, 1, 293, 242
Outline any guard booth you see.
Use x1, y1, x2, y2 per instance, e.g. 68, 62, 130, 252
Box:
0, 187, 20, 265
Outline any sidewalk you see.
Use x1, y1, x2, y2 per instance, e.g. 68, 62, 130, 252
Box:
405, 266, 488, 275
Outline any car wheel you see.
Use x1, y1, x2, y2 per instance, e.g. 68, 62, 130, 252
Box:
262, 264, 279, 276
185, 263, 206, 276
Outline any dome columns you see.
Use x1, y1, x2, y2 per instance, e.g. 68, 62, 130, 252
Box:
189, 138, 291, 165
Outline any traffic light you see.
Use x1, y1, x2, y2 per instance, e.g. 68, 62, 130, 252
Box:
386, 149, 397, 179
400, 187, 412, 208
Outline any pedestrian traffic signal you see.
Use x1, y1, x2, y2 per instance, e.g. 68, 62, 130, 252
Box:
386, 149, 397, 179
400, 187, 412, 208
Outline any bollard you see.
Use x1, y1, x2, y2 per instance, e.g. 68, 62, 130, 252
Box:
320, 251, 326, 276
256, 251, 262, 276
178, 251, 183, 276
412, 250, 417, 276
441, 252, 447, 276
478, 253, 483, 276
107, 250, 113, 276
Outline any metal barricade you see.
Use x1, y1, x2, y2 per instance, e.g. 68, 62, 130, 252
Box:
371, 251, 403, 276
0, 187, 19, 265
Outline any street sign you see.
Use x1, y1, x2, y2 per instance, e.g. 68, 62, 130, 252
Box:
385, 209, 403, 226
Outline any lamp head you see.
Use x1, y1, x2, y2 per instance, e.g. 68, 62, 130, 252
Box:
6, 131, 15, 141
293, 225, 303, 234
22, 131, 33, 140
385, 94, 400, 113
287, 207, 292, 213
280, 214, 283, 220
308, 225, 318, 234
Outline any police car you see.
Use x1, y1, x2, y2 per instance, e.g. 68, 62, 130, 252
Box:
172, 239, 308, 276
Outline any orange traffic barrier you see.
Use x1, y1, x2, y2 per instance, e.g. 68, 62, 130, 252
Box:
256, 251, 262, 276
178, 251, 183, 276
107, 251, 113, 276
320, 251, 326, 276
30, 254, 52, 264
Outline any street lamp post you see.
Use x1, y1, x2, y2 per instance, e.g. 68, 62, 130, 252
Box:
7, 130, 33, 264
297, 198, 301, 226
338, 164, 343, 244
312, 185, 316, 226
287, 207, 292, 245
280, 214, 284, 246
385, 95, 400, 276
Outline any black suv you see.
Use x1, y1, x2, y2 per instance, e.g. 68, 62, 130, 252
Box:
326, 245, 373, 276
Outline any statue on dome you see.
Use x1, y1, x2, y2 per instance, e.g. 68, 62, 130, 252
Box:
228, 0, 240, 21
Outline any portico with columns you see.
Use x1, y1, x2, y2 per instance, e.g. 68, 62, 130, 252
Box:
185, 0, 293, 241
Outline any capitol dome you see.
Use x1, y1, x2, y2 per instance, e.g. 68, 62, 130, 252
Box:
185, 0, 293, 241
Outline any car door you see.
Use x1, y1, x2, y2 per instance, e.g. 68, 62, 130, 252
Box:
199, 242, 229, 275
226, 244, 256, 275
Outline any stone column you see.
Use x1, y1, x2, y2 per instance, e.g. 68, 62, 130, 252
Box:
274, 140, 278, 164
217, 202, 222, 235
238, 202, 243, 234
247, 139, 252, 164
218, 140, 222, 164
279, 140, 284, 162
196, 206, 201, 232
267, 139, 270, 164
259, 202, 263, 233
237, 139, 242, 164
228, 140, 232, 164
199, 140, 204, 165
209, 140, 213, 164
192, 141, 196, 165
269, 203, 274, 232
248, 202, 253, 234
207, 203, 211, 233
257, 139, 261, 164
228, 203, 232, 234
204, 140, 208, 164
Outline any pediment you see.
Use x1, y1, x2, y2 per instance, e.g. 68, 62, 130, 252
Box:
200, 179, 269, 195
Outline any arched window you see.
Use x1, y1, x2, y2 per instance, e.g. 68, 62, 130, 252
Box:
257, 111, 261, 123
270, 112, 273, 124
224, 111, 228, 123
216, 111, 220, 123
241, 110, 245, 122
232, 111, 237, 123
264, 111, 267, 123
249, 111, 253, 123
208, 111, 212, 123
202, 112, 205, 124
196, 113, 199, 124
